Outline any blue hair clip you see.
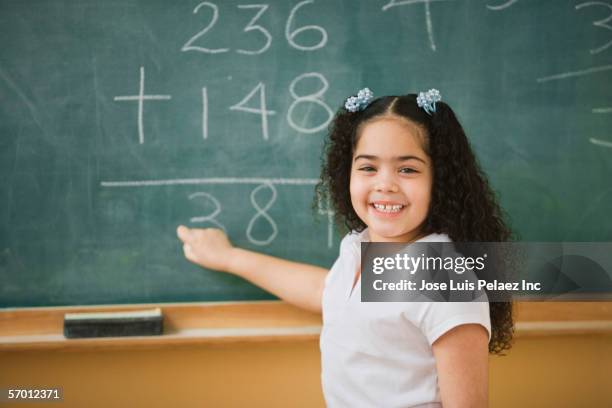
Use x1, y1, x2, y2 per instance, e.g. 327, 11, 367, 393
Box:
345, 88, 374, 112
416, 89, 442, 115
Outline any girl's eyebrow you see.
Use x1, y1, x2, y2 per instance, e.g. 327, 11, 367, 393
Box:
353, 154, 427, 164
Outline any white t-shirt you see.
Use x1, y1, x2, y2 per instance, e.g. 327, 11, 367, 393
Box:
320, 228, 491, 408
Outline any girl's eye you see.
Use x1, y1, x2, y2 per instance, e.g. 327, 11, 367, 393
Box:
400, 168, 417, 174
358, 166, 375, 172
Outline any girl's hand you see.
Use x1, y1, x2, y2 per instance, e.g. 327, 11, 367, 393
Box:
176, 225, 234, 272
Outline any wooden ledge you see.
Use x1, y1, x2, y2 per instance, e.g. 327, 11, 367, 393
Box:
0, 301, 322, 351
0, 301, 610, 351
513, 301, 612, 337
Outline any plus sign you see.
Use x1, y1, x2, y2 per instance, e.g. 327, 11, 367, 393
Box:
114, 66, 172, 144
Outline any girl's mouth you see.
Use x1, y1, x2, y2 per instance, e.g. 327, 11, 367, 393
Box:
369, 203, 405, 217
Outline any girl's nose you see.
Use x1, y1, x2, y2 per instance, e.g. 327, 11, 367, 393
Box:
374, 174, 399, 193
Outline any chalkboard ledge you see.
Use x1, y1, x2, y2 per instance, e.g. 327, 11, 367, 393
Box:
1, 301, 611, 351
0, 301, 322, 351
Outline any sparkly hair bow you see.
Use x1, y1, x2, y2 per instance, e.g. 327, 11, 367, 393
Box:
344, 88, 374, 112
416, 89, 442, 115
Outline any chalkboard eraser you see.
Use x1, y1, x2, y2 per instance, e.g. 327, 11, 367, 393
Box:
63, 308, 163, 339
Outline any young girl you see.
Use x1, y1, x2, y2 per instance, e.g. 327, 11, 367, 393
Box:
177, 89, 514, 407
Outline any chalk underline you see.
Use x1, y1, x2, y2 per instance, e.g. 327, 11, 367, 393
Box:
100, 177, 321, 187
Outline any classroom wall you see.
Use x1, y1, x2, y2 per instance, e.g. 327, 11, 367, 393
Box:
1, 334, 611, 407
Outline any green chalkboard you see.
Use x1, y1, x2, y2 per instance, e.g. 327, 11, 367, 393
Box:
1, 0, 611, 308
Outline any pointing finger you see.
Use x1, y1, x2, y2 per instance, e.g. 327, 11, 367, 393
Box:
177, 225, 192, 242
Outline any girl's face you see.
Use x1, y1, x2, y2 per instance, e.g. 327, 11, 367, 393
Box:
350, 116, 433, 243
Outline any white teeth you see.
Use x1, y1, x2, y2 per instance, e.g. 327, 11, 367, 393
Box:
373, 203, 404, 213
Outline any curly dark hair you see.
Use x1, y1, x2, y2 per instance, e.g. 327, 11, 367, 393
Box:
314, 94, 514, 355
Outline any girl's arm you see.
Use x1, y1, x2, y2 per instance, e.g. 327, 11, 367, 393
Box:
432, 324, 490, 408
176, 226, 328, 313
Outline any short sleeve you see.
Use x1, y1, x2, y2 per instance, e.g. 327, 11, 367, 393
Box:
414, 301, 491, 345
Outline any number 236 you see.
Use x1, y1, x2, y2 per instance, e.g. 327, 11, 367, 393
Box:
182, 0, 328, 55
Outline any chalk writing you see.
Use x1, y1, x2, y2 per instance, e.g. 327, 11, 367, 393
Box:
286, 0, 328, 51
536, 64, 612, 82
182, 1, 327, 55
113, 67, 172, 145
247, 183, 278, 245
237, 5, 271, 55
101, 177, 330, 246
382, 0, 451, 52
486, 0, 518, 11
317, 193, 335, 249
189, 192, 227, 232
229, 82, 276, 140
287, 72, 333, 134
182, 2, 229, 54
589, 138, 612, 148
575, 1, 612, 55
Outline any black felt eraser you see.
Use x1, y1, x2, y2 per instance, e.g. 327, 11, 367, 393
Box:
63, 308, 163, 338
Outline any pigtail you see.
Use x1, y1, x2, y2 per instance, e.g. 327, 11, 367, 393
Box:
428, 102, 514, 354
427, 103, 510, 241
313, 108, 364, 235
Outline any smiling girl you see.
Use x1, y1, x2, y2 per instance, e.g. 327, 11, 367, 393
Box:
177, 89, 513, 407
